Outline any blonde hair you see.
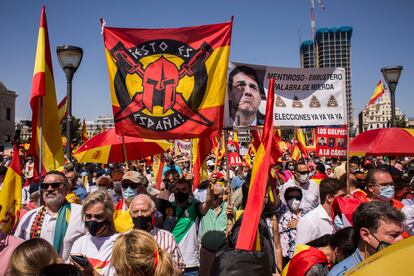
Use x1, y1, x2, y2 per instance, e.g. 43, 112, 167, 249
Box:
111, 229, 176, 276
82, 190, 116, 234
8, 238, 58, 275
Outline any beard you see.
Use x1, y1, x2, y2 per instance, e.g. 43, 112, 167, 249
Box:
43, 191, 65, 208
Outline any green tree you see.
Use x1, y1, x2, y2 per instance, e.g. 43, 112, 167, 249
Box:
61, 116, 82, 147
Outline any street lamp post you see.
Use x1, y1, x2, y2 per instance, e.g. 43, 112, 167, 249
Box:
381, 65, 403, 128
56, 45, 83, 161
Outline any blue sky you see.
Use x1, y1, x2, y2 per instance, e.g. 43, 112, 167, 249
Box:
1, 0, 413, 121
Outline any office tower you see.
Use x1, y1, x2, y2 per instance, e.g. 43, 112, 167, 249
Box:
300, 26, 353, 126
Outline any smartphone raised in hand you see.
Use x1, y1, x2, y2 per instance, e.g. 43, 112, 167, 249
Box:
70, 254, 89, 267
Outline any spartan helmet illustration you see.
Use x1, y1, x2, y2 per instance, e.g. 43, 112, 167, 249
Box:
142, 56, 179, 113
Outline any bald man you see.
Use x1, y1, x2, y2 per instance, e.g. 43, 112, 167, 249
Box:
129, 194, 185, 271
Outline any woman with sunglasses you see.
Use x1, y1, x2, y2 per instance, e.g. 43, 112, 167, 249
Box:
70, 190, 118, 276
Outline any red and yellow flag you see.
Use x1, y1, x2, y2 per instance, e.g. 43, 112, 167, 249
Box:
152, 154, 165, 190
29, 6, 65, 178
102, 20, 232, 139
192, 137, 212, 190
295, 128, 308, 159
236, 77, 276, 250
57, 96, 67, 124
0, 144, 22, 233
291, 142, 301, 161
367, 80, 384, 106
81, 119, 88, 143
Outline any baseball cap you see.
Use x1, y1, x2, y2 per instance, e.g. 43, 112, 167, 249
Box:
122, 170, 147, 184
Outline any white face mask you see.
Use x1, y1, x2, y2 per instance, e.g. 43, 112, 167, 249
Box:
298, 174, 309, 184
287, 198, 301, 211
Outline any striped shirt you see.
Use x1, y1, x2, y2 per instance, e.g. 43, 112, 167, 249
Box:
150, 227, 186, 271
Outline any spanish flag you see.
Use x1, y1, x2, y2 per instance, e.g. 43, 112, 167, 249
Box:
0, 144, 22, 233
103, 20, 232, 139
236, 77, 275, 250
295, 128, 308, 159
291, 141, 301, 161
367, 80, 384, 106
29, 6, 65, 178
81, 119, 88, 143
57, 96, 67, 124
152, 154, 165, 190
192, 137, 212, 190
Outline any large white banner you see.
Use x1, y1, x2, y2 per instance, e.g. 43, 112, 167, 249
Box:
224, 62, 347, 128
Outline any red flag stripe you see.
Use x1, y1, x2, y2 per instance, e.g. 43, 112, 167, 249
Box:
236, 77, 275, 250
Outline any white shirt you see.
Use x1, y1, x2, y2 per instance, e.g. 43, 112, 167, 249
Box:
281, 178, 320, 215
70, 233, 118, 276
14, 203, 85, 261
295, 204, 334, 246
194, 188, 207, 203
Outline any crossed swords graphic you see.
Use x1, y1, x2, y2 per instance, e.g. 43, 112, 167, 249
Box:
111, 42, 213, 127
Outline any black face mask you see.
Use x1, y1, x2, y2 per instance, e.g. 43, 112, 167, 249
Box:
175, 191, 189, 203
85, 220, 107, 236
132, 216, 153, 230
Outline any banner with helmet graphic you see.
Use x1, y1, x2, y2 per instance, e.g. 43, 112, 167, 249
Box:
103, 20, 232, 139
224, 62, 347, 128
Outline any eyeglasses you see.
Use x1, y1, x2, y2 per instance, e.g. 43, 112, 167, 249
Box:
296, 171, 309, 175
42, 182, 63, 190
375, 182, 394, 188
121, 181, 141, 189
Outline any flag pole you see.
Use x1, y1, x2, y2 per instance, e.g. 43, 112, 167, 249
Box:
121, 135, 129, 169
189, 139, 193, 178
346, 124, 350, 194
37, 97, 43, 206
223, 129, 232, 203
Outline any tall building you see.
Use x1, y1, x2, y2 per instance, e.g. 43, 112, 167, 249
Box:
359, 90, 407, 133
300, 26, 353, 127
0, 81, 17, 148
300, 40, 315, 68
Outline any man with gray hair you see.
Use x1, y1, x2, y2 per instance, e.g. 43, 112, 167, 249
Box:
129, 194, 185, 271
15, 170, 85, 261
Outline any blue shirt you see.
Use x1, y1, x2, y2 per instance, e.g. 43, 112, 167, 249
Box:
73, 184, 88, 201
328, 249, 364, 276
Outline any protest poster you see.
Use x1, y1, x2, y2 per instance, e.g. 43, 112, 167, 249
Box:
315, 127, 347, 157
224, 62, 347, 128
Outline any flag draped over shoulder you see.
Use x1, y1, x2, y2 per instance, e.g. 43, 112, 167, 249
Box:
236, 78, 276, 250
0, 144, 22, 233
102, 20, 232, 139
29, 6, 65, 178
57, 96, 67, 124
192, 137, 212, 190
368, 80, 384, 106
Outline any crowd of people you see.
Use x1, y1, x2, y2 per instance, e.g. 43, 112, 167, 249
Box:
1, 150, 414, 275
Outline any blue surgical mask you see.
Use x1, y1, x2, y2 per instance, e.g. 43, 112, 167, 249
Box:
334, 214, 344, 230
242, 172, 248, 178
122, 187, 138, 199
380, 185, 395, 200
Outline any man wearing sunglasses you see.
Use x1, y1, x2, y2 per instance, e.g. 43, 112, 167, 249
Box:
281, 162, 320, 215
15, 170, 85, 262
328, 201, 404, 276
